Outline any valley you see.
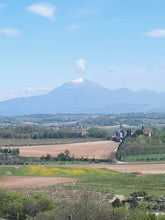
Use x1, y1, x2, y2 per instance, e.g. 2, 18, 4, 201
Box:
1, 113, 165, 219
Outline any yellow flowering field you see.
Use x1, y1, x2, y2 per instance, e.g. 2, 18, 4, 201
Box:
20, 166, 119, 178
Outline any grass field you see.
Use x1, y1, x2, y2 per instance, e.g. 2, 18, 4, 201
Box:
1, 166, 165, 197
0, 137, 104, 147
124, 154, 165, 162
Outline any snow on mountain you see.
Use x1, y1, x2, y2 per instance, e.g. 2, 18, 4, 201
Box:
72, 78, 84, 84
0, 79, 164, 115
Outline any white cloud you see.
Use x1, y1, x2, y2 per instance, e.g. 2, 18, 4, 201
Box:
145, 29, 165, 37
0, 29, 23, 37
72, 78, 84, 84
27, 3, 56, 20
76, 59, 85, 73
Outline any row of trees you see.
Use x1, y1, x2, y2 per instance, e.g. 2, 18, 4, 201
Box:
40, 150, 113, 163
0, 125, 109, 139
116, 128, 165, 160
0, 147, 22, 165
0, 148, 113, 165
0, 147, 19, 155
0, 126, 82, 139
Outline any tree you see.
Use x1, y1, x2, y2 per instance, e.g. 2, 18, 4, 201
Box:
46, 154, 51, 161
22, 193, 55, 219
57, 152, 66, 161
112, 198, 123, 208
64, 149, 71, 161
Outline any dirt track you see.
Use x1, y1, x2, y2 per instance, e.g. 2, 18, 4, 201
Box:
16, 141, 118, 159
61, 163, 165, 174
0, 176, 77, 189
1, 164, 165, 189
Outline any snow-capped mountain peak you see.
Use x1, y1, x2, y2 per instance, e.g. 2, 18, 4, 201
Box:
72, 78, 84, 84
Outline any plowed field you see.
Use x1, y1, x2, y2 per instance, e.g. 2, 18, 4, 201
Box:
0, 176, 77, 189
15, 141, 118, 159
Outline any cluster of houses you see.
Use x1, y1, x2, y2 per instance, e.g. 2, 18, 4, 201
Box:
157, 196, 165, 204
115, 124, 152, 140
130, 195, 165, 203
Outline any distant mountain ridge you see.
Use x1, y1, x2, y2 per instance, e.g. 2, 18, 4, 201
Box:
0, 78, 165, 116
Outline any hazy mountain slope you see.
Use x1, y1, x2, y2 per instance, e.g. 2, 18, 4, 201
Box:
0, 78, 164, 116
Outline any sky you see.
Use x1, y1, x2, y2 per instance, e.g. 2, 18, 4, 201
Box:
1, 0, 165, 100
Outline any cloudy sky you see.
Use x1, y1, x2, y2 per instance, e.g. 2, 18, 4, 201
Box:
0, 0, 165, 100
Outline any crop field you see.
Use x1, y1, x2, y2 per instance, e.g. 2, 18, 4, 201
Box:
12, 141, 118, 159
124, 154, 165, 162
0, 137, 104, 147
108, 163, 165, 174
0, 176, 77, 189
0, 166, 117, 178
1, 166, 165, 197
63, 163, 165, 174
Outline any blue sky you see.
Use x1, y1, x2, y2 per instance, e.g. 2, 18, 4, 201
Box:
0, 0, 165, 99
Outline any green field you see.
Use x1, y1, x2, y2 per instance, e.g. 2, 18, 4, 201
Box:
124, 154, 165, 162
116, 130, 165, 162
0, 137, 103, 147
1, 166, 165, 197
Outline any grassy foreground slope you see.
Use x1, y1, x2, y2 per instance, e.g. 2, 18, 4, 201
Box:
1, 166, 165, 197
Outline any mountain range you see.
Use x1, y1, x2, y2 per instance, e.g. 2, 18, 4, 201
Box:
0, 78, 165, 116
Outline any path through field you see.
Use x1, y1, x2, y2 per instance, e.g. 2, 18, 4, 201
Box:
0, 176, 77, 189
15, 141, 118, 159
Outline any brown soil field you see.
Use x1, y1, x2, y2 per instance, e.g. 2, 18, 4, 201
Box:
15, 141, 118, 159
61, 163, 165, 174
109, 164, 165, 174
0, 176, 77, 189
